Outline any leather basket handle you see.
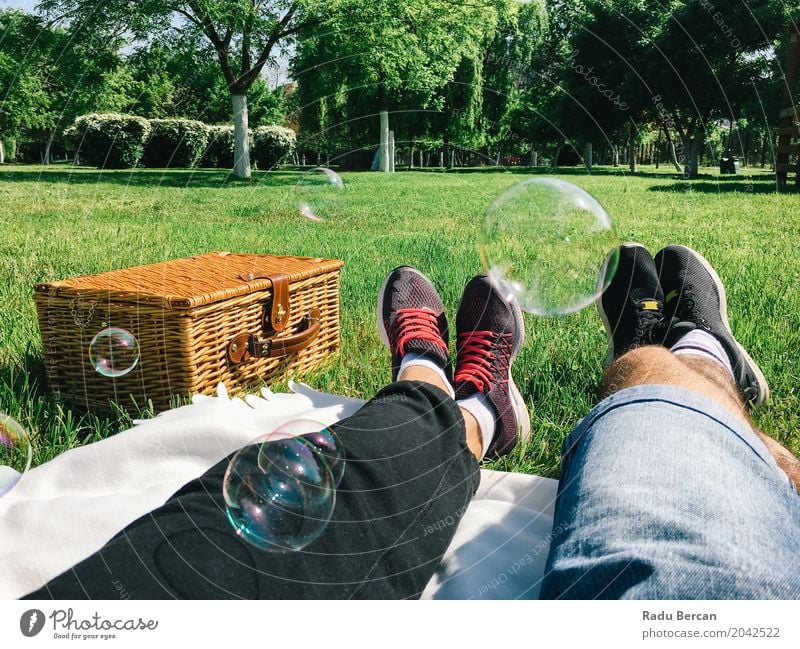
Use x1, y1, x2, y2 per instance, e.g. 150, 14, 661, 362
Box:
228, 308, 321, 364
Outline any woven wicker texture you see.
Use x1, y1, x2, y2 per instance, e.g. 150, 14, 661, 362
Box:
35, 253, 344, 413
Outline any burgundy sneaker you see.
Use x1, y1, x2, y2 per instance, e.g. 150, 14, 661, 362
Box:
377, 266, 451, 382
453, 276, 531, 458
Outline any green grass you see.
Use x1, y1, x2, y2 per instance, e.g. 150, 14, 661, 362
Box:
1, 163, 798, 477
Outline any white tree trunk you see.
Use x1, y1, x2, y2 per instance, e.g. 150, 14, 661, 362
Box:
379, 111, 389, 172
388, 130, 395, 172
612, 146, 619, 167
669, 141, 682, 173
231, 94, 251, 178
0, 140, 4, 164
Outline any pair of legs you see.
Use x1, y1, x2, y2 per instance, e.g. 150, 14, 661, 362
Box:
26, 247, 800, 599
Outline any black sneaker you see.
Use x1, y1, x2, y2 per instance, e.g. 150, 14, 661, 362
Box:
377, 266, 451, 382
453, 276, 530, 458
654, 245, 769, 406
598, 243, 664, 365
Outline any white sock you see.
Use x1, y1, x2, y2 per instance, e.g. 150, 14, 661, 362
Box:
457, 392, 496, 459
670, 329, 734, 378
399, 352, 454, 398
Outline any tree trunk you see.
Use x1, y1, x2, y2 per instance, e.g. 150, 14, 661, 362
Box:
231, 94, 251, 178
584, 142, 593, 171
43, 138, 52, 165
379, 111, 389, 172
0, 140, 4, 164
667, 141, 681, 173
683, 128, 705, 179
629, 126, 637, 173
612, 146, 619, 167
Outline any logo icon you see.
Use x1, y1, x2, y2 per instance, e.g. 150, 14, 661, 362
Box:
20, 609, 45, 637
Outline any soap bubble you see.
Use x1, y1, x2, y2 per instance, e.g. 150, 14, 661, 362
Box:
223, 423, 341, 552
0, 413, 31, 496
480, 177, 619, 316
296, 167, 345, 221
276, 419, 345, 486
89, 327, 140, 378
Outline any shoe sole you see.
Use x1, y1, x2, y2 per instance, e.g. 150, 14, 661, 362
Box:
597, 242, 647, 367
664, 245, 770, 406
505, 293, 532, 449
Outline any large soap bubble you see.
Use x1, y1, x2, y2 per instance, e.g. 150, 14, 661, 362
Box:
480, 177, 619, 316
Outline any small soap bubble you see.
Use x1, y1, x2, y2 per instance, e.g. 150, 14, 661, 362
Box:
0, 413, 31, 497
479, 177, 619, 316
223, 422, 341, 552
89, 327, 140, 378
296, 167, 345, 221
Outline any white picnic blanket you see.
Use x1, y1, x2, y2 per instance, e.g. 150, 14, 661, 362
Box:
0, 383, 558, 600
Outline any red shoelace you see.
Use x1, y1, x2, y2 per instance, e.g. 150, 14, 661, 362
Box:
392, 308, 448, 356
455, 331, 510, 393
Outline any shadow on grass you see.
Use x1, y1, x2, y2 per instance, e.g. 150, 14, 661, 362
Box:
647, 179, 793, 195
0, 166, 304, 189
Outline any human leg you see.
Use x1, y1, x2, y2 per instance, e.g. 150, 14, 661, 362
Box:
540, 244, 800, 599
26, 266, 530, 600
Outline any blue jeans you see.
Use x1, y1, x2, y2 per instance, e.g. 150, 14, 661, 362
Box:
540, 385, 800, 599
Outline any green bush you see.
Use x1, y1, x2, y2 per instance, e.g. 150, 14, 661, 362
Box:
143, 119, 208, 168
68, 113, 150, 169
199, 125, 235, 168
253, 125, 296, 169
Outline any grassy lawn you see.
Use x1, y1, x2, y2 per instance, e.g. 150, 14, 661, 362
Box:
1, 163, 798, 477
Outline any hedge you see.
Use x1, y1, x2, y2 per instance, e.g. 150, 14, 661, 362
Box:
198, 125, 235, 168
143, 119, 208, 168
253, 125, 296, 169
68, 113, 151, 169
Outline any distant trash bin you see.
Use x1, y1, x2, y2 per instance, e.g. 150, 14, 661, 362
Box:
720, 156, 740, 174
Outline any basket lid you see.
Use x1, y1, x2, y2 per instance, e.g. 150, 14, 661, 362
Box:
34, 252, 344, 309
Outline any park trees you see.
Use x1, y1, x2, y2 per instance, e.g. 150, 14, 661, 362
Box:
0, 9, 127, 163
558, 0, 800, 177
0, 10, 52, 162
291, 0, 535, 166
39, 0, 325, 178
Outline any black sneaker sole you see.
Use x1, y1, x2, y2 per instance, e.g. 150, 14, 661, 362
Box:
661, 245, 769, 406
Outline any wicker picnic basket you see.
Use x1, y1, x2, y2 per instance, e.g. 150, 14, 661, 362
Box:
34, 252, 344, 413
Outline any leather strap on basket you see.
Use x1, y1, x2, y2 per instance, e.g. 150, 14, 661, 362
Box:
228, 308, 321, 364
237, 272, 292, 333
268, 274, 290, 333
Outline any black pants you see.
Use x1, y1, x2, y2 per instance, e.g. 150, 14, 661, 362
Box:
25, 382, 480, 599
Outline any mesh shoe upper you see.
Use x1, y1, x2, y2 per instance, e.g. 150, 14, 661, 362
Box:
453, 276, 529, 458
598, 244, 665, 364
655, 245, 769, 406
378, 266, 450, 382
